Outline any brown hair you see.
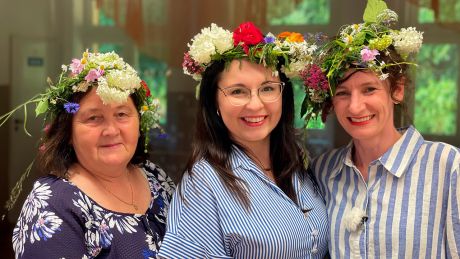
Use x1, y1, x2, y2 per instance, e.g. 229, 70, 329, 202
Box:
36, 86, 148, 177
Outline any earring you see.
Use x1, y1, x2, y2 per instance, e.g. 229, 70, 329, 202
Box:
217, 110, 220, 116
393, 100, 400, 105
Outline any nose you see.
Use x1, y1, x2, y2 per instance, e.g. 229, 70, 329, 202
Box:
348, 92, 364, 114
102, 119, 120, 136
245, 90, 264, 110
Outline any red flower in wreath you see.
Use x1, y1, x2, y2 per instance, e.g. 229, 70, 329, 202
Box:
233, 22, 264, 54
141, 80, 151, 97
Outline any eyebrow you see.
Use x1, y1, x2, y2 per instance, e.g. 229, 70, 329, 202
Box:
79, 104, 131, 113
223, 80, 280, 88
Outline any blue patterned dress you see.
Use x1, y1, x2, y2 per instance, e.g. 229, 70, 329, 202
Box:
12, 161, 175, 259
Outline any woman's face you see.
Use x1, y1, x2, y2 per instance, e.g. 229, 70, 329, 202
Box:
332, 70, 404, 142
71, 88, 140, 171
217, 59, 282, 148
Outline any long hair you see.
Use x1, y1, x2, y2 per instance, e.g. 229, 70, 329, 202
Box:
36, 86, 148, 178
183, 59, 312, 208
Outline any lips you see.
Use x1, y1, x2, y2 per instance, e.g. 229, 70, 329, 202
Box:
100, 143, 122, 148
241, 116, 267, 126
348, 115, 374, 125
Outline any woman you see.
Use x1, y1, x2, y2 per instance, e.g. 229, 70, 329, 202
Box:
304, 3, 460, 258
158, 22, 328, 258
6, 51, 175, 258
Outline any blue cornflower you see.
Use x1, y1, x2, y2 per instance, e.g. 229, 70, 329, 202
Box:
63, 102, 80, 114
264, 36, 275, 44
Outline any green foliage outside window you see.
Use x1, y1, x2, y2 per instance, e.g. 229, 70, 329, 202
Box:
267, 0, 330, 25
415, 44, 458, 135
418, 0, 460, 23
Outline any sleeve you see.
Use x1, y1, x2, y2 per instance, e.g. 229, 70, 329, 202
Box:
158, 165, 232, 259
12, 178, 87, 258
446, 163, 460, 258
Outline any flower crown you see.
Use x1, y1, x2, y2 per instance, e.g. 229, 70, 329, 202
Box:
1, 50, 162, 152
300, 0, 423, 123
182, 22, 319, 84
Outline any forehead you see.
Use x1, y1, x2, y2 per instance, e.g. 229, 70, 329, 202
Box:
219, 60, 278, 85
337, 70, 383, 88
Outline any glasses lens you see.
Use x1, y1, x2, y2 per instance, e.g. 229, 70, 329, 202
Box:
259, 82, 283, 102
222, 86, 250, 106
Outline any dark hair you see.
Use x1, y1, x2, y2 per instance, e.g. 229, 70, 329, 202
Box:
36, 86, 148, 177
183, 59, 314, 208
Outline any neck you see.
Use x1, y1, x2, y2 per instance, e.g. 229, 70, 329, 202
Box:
75, 162, 130, 183
352, 127, 401, 177
242, 140, 272, 174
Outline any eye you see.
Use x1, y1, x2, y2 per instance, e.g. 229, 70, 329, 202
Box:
116, 112, 128, 118
335, 90, 349, 96
227, 87, 249, 97
86, 115, 103, 123
364, 87, 377, 94
260, 85, 276, 93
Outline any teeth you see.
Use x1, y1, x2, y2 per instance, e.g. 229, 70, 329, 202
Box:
245, 116, 265, 123
350, 115, 372, 122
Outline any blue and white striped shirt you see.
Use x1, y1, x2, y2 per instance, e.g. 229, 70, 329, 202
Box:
312, 126, 460, 259
159, 146, 328, 258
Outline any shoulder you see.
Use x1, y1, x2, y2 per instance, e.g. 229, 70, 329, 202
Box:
311, 145, 348, 172
418, 140, 460, 171
142, 160, 176, 197
177, 159, 223, 198
26, 175, 78, 207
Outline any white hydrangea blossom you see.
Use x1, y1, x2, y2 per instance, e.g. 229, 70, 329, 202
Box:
95, 77, 130, 104
189, 23, 233, 64
89, 51, 125, 70
208, 23, 233, 53
105, 68, 141, 91
391, 27, 423, 58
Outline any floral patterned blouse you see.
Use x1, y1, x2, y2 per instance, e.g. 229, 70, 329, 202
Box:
12, 161, 175, 259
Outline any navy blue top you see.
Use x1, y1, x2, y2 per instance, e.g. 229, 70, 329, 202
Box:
12, 161, 175, 259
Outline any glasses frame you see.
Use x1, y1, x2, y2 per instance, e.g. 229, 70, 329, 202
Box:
218, 82, 285, 106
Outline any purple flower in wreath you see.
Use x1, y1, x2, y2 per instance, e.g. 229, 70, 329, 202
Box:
63, 102, 80, 114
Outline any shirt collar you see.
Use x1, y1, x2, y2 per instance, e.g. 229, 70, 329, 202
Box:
331, 125, 424, 178
378, 125, 425, 177
229, 145, 256, 171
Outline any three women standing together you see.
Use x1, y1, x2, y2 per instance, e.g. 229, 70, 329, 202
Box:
5, 0, 459, 258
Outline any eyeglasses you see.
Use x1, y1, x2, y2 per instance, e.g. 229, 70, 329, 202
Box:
218, 82, 285, 106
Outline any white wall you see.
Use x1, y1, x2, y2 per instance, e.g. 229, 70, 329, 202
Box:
0, 0, 57, 85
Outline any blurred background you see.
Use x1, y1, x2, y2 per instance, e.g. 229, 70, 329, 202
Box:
0, 0, 459, 256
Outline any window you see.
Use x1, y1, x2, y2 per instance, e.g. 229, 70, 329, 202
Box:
267, 0, 330, 25
415, 44, 458, 135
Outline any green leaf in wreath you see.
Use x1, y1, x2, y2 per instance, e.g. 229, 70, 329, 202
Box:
35, 100, 48, 116
363, 0, 388, 23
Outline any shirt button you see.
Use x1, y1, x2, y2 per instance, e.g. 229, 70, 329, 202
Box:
311, 248, 318, 254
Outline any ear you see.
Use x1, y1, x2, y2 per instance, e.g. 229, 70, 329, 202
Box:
392, 77, 405, 103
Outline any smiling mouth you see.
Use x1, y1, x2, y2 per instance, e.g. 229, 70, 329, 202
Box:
243, 116, 266, 123
349, 115, 374, 123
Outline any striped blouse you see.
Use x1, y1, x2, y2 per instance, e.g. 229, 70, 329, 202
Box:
312, 126, 460, 259
159, 146, 328, 258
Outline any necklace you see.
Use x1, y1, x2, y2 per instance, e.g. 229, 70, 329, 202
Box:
98, 171, 138, 211
252, 155, 272, 171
